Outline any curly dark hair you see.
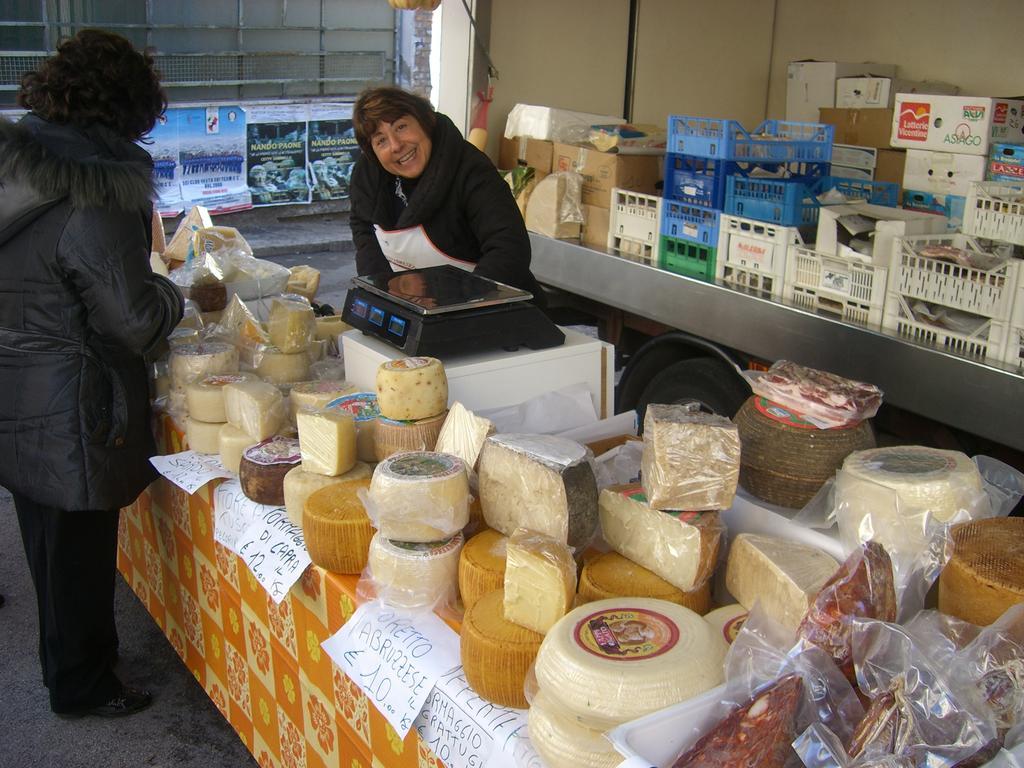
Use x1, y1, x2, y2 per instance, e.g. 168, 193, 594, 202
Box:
353, 86, 437, 155
18, 29, 166, 141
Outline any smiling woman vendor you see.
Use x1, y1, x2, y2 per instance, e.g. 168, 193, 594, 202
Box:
349, 86, 545, 304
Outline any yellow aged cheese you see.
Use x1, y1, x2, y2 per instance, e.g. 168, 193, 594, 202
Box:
325, 392, 380, 463
223, 379, 285, 440
256, 346, 311, 385
367, 452, 470, 542
282, 461, 371, 527
939, 517, 1024, 626
703, 604, 749, 645
367, 532, 463, 610
267, 296, 315, 353
186, 372, 259, 423
296, 409, 357, 477
303, 477, 374, 574
373, 412, 446, 462
524, 173, 582, 240
305, 338, 329, 363
460, 588, 543, 709
577, 551, 712, 615
528, 689, 623, 768
435, 401, 494, 471
165, 205, 212, 262
169, 341, 239, 390
289, 379, 358, 422
375, 357, 448, 420
459, 529, 508, 612
314, 315, 352, 342
503, 528, 577, 635
185, 417, 224, 455
218, 423, 261, 475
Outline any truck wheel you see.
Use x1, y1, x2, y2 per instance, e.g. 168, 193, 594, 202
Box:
636, 357, 750, 423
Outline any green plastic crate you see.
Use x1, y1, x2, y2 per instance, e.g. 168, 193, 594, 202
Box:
659, 234, 716, 281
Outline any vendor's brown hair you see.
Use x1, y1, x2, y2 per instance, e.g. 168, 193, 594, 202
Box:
353, 86, 437, 154
18, 28, 166, 141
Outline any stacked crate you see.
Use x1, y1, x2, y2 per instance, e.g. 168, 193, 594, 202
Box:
606, 187, 663, 267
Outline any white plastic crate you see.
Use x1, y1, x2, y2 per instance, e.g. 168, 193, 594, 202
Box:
963, 180, 1024, 246
607, 187, 662, 263
882, 292, 1009, 364
715, 213, 802, 301
784, 245, 887, 327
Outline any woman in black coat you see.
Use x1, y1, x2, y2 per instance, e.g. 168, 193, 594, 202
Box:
0, 30, 183, 717
349, 86, 545, 303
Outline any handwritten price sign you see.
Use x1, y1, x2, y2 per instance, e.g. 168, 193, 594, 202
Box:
233, 507, 310, 604
322, 601, 460, 739
213, 479, 265, 552
150, 450, 234, 495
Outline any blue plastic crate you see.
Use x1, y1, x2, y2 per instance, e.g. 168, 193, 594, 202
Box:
661, 199, 720, 245
664, 153, 739, 209
814, 176, 900, 207
903, 189, 966, 229
725, 175, 820, 227
667, 116, 834, 163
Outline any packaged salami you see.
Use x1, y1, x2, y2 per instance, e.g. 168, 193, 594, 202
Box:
953, 604, 1024, 738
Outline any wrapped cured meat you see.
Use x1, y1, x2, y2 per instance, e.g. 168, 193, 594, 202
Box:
797, 541, 897, 682
670, 674, 803, 768
743, 360, 882, 428
847, 678, 922, 760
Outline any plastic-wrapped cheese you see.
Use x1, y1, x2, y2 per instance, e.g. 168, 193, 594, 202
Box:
239, 437, 302, 505
524, 173, 582, 240
577, 551, 712, 615
223, 379, 285, 440
375, 357, 448, 420
366, 452, 470, 542
459, 529, 508, 612
435, 401, 494, 471
267, 296, 315, 353
256, 346, 311, 385
186, 372, 259, 423
641, 404, 741, 511
373, 412, 446, 462
534, 597, 727, 729
704, 604, 749, 645
282, 461, 371, 527
326, 392, 380, 463
528, 689, 623, 768
303, 477, 374, 573
367, 532, 463, 609
725, 533, 839, 634
288, 380, 357, 421
503, 529, 577, 635
185, 417, 224, 454
478, 434, 599, 550
599, 483, 722, 592
296, 409, 357, 476
219, 423, 260, 475
170, 341, 239, 390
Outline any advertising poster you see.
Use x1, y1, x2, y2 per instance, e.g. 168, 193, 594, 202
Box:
176, 105, 252, 214
144, 111, 184, 216
308, 102, 360, 201
244, 104, 310, 206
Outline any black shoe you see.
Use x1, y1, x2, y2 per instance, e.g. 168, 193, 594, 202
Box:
58, 686, 153, 719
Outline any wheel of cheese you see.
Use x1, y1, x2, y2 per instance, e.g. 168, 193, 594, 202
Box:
528, 688, 623, 768
367, 532, 463, 610
170, 341, 239, 390
282, 461, 371, 527
239, 437, 302, 505
939, 517, 1024, 626
373, 412, 446, 462
703, 604, 749, 645
256, 346, 311, 385
534, 597, 727, 729
303, 477, 374, 574
578, 551, 712, 615
185, 417, 225, 455
367, 452, 470, 542
186, 372, 258, 423
375, 357, 448, 421
289, 379, 357, 421
735, 396, 876, 509
219, 424, 261, 475
326, 392, 380, 463
459, 529, 508, 612
460, 588, 543, 709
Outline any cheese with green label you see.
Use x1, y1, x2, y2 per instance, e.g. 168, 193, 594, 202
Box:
367, 452, 470, 542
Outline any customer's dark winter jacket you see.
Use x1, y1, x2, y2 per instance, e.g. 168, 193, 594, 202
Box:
0, 115, 183, 511
349, 112, 544, 301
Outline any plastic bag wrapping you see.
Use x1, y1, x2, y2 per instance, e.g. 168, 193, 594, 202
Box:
357, 530, 463, 613
477, 433, 599, 551
592, 438, 643, 488
168, 340, 240, 391
598, 482, 723, 592
294, 408, 357, 476
976, 456, 1024, 517
434, 401, 494, 472
149, 358, 171, 406
360, 451, 470, 542
523, 172, 584, 239
310, 357, 346, 381
203, 295, 270, 370
477, 382, 598, 435
267, 294, 315, 353
743, 361, 883, 429
640, 403, 741, 511
952, 604, 1024, 738
502, 528, 577, 635
222, 378, 286, 440
503, 103, 625, 143
904, 610, 983, 671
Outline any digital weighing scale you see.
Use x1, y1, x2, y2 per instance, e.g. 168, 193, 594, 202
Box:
341, 265, 565, 357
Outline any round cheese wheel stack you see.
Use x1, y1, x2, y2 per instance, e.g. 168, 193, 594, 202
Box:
703, 604, 749, 645
256, 346, 311, 385
219, 424, 261, 475
735, 396, 876, 508
375, 357, 448, 420
534, 597, 727, 730
288, 379, 357, 421
460, 588, 543, 709
578, 551, 712, 615
239, 437, 302, 504
282, 461, 371, 527
185, 417, 224, 454
458, 529, 508, 612
367, 452, 470, 542
528, 689, 623, 768
373, 412, 446, 462
170, 341, 239, 390
326, 392, 380, 463
186, 372, 258, 422
303, 477, 375, 574
939, 517, 1024, 626
367, 532, 463, 610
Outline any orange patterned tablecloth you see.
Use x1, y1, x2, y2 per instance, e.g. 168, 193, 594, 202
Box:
117, 417, 448, 768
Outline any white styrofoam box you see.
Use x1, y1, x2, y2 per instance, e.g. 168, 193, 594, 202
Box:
903, 149, 987, 197
815, 201, 947, 267
891, 94, 1024, 155
784, 245, 888, 328
832, 144, 878, 171
341, 327, 616, 419
830, 164, 874, 182
715, 214, 801, 301
607, 187, 662, 261
835, 76, 959, 109
963, 180, 1024, 246
503, 103, 624, 142
786, 61, 897, 123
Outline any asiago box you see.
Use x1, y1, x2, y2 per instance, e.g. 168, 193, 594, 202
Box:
890, 94, 1024, 156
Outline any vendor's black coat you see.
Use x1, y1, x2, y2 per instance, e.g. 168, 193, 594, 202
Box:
0, 116, 183, 511
349, 112, 544, 301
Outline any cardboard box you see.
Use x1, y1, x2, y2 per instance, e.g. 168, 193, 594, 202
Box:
498, 136, 554, 174
902, 149, 986, 197
819, 108, 895, 148
988, 143, 1024, 181
816, 201, 948, 266
832, 144, 877, 171
552, 142, 661, 208
890, 94, 1024, 155
874, 149, 906, 191
786, 61, 896, 122
581, 203, 611, 250
835, 77, 959, 109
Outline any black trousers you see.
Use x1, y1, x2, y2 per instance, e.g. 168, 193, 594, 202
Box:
13, 492, 122, 713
